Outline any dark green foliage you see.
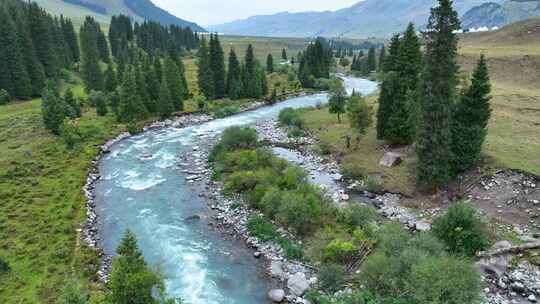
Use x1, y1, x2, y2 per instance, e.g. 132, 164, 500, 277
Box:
226, 48, 242, 99
329, 83, 347, 123
451, 55, 492, 174
60, 16, 80, 63
108, 230, 168, 304
282, 48, 288, 60
56, 281, 88, 304
97, 30, 110, 63
197, 37, 215, 99
342, 204, 378, 230
378, 45, 386, 72
278, 108, 304, 128
157, 81, 174, 119
80, 17, 104, 92
298, 38, 333, 88
432, 203, 490, 256
269, 88, 278, 105
347, 94, 374, 145
164, 57, 184, 112
366, 47, 377, 73
27, 2, 59, 78
0, 9, 32, 99
90, 91, 108, 116
0, 257, 10, 274
64, 89, 81, 118
118, 67, 148, 122
135, 64, 152, 113
209, 34, 226, 98
0, 89, 11, 105
104, 64, 118, 93
61, 119, 83, 149
15, 16, 46, 97
213, 126, 258, 153
134, 20, 199, 56
318, 263, 346, 293
195, 95, 206, 111
267, 54, 274, 73
109, 15, 133, 58
247, 215, 280, 242
417, 0, 461, 191
41, 82, 66, 135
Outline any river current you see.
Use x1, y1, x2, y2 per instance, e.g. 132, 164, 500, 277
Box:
94, 77, 378, 303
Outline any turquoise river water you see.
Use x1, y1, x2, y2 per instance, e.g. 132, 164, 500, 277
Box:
94, 77, 378, 304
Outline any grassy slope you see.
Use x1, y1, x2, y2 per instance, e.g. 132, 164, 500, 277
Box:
0, 88, 126, 302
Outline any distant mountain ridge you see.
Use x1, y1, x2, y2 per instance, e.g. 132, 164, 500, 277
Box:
33, 0, 205, 31
210, 0, 502, 38
461, 0, 540, 29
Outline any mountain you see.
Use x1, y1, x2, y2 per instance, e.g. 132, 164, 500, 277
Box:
461, 0, 540, 29
33, 0, 205, 31
210, 0, 501, 38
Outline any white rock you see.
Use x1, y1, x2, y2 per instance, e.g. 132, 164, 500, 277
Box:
287, 272, 310, 296
268, 289, 285, 302
379, 152, 402, 167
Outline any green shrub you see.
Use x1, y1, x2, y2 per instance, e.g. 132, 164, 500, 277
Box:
220, 126, 258, 151
0, 257, 10, 274
57, 281, 88, 304
323, 239, 356, 263
279, 166, 307, 190
341, 163, 366, 180
0, 89, 11, 105
363, 176, 383, 193
408, 256, 481, 304
247, 215, 279, 242
278, 108, 304, 128
261, 187, 284, 219
287, 127, 305, 138
318, 263, 346, 293
213, 105, 240, 118
432, 203, 490, 256
277, 190, 324, 237
61, 119, 83, 149
342, 204, 378, 230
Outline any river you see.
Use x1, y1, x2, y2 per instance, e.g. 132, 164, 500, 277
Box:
93, 77, 378, 304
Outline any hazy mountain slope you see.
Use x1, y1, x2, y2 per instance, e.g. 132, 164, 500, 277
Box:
462, 0, 540, 29
211, 0, 501, 38
33, 0, 205, 31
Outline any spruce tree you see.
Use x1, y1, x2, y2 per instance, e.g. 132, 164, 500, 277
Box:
91, 91, 108, 116
209, 34, 226, 98
366, 47, 377, 73
451, 55, 492, 174
197, 37, 214, 99
97, 30, 110, 63
378, 45, 386, 72
282, 48, 287, 61
80, 17, 103, 92
164, 57, 184, 112
175, 57, 190, 99
0, 9, 32, 99
108, 230, 166, 304
145, 65, 160, 110
226, 48, 241, 98
385, 23, 423, 145
41, 82, 66, 135
157, 81, 174, 119
382, 35, 401, 73
64, 88, 81, 118
118, 67, 148, 122
60, 16, 80, 62
266, 54, 274, 73
416, 0, 461, 191
135, 64, 152, 113
16, 16, 46, 97
27, 3, 58, 78
104, 64, 118, 93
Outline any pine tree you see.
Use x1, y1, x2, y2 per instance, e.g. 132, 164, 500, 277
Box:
382, 35, 401, 73
16, 15, 47, 97
164, 57, 184, 112
378, 45, 386, 72
80, 17, 103, 92
60, 16, 80, 62
416, 0, 461, 191
226, 48, 241, 98
104, 64, 118, 93
118, 67, 148, 122
157, 81, 174, 119
266, 54, 274, 73
153, 56, 163, 82
27, 3, 58, 78
366, 47, 377, 73
451, 55, 492, 174
385, 23, 423, 145
145, 65, 160, 110
41, 82, 66, 135
175, 57, 190, 99
97, 30, 110, 63
282, 48, 288, 61
209, 34, 226, 98
135, 64, 152, 113
197, 37, 214, 99
108, 230, 165, 304
0, 9, 32, 100
90, 91, 108, 116
64, 88, 81, 118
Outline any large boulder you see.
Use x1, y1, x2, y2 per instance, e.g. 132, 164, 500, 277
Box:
270, 261, 286, 279
379, 152, 402, 167
287, 272, 310, 296
268, 289, 285, 303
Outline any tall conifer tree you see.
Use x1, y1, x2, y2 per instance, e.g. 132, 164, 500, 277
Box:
266, 54, 274, 73
416, 0, 461, 191
164, 57, 184, 112
197, 37, 214, 99
226, 48, 242, 99
157, 81, 174, 119
80, 17, 103, 92
209, 34, 226, 98
451, 55, 492, 174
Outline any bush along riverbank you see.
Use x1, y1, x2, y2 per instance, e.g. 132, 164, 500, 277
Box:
207, 125, 488, 304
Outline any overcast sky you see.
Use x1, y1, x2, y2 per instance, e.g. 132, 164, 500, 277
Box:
151, 0, 361, 26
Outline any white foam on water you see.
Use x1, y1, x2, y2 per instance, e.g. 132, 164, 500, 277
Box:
119, 171, 166, 191
154, 150, 176, 169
